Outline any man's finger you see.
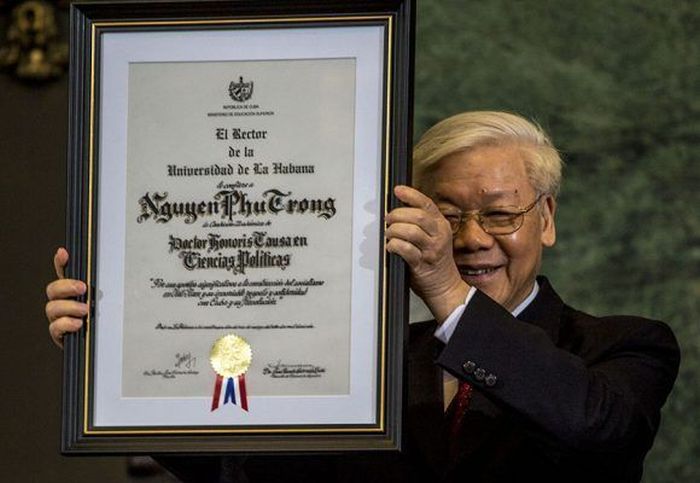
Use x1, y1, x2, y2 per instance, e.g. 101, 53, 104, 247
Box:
49, 317, 84, 348
386, 206, 441, 236
54, 247, 69, 279
386, 222, 432, 250
46, 279, 86, 301
45, 299, 89, 322
386, 237, 422, 267
393, 185, 440, 214
387, 206, 434, 226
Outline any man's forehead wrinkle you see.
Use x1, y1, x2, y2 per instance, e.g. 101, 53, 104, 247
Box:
432, 179, 522, 204
481, 188, 518, 193
479, 188, 519, 200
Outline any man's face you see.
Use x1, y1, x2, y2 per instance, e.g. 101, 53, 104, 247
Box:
423, 143, 556, 311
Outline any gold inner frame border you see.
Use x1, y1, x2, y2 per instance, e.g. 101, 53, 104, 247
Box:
83, 13, 395, 436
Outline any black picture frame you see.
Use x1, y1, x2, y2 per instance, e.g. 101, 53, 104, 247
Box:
63, 0, 414, 454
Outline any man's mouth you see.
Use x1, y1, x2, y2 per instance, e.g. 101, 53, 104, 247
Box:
460, 267, 497, 276
457, 265, 503, 278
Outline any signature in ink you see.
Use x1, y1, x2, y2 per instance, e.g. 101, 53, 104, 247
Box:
174, 352, 197, 369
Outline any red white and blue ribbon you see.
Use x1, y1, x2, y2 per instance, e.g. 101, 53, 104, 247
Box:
211, 374, 248, 412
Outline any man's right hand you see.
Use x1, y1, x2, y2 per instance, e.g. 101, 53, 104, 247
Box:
45, 248, 88, 348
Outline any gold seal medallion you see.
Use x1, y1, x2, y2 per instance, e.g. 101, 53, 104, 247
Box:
209, 334, 252, 378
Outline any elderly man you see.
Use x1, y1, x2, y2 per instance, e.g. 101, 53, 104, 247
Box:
46, 111, 679, 482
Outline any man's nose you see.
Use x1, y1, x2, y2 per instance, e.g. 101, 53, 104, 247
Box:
452, 217, 495, 252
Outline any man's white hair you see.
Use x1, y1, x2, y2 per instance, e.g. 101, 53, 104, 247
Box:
413, 111, 563, 197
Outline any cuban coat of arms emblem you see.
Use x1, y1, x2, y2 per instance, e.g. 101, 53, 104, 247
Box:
228, 76, 254, 102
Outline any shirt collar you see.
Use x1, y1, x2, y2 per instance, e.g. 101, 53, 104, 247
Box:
511, 280, 539, 317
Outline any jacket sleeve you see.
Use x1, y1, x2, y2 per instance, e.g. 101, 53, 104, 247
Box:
435, 290, 680, 451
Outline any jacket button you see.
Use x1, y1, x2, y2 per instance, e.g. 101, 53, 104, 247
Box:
485, 374, 497, 387
474, 368, 486, 381
462, 361, 477, 374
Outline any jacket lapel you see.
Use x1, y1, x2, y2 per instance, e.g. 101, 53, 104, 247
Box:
517, 276, 564, 345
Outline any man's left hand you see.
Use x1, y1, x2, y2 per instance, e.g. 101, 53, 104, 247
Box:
385, 185, 470, 323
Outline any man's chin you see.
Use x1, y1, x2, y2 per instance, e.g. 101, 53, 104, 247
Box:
459, 273, 512, 308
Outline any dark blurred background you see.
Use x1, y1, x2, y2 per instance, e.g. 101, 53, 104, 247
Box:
1, 1, 698, 481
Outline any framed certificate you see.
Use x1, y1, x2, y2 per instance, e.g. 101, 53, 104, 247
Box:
62, 0, 414, 453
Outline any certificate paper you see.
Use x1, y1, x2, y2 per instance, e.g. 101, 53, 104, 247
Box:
123, 59, 356, 399
63, 0, 413, 453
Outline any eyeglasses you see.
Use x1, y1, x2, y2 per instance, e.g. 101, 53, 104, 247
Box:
439, 194, 544, 236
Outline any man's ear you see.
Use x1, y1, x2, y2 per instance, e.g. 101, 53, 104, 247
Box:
540, 195, 556, 247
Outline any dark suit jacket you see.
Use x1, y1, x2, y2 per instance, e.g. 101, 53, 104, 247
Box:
158, 277, 680, 483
